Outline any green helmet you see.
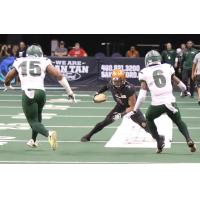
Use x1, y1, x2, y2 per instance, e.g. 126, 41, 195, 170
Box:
145, 50, 162, 67
26, 45, 43, 57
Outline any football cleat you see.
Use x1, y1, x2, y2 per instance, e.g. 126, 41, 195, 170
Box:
187, 140, 196, 152
81, 135, 91, 142
27, 139, 38, 148
48, 131, 58, 151
156, 135, 165, 154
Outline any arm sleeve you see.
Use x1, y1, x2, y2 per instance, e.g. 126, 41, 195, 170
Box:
138, 70, 146, 82
133, 89, 147, 112
12, 59, 19, 71
97, 84, 109, 93
126, 84, 136, 97
193, 54, 198, 64
44, 58, 52, 71
169, 65, 175, 75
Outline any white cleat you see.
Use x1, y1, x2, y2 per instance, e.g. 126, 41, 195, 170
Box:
27, 139, 38, 148
48, 131, 58, 151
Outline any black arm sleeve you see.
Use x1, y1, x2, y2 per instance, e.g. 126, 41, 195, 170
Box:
97, 85, 109, 94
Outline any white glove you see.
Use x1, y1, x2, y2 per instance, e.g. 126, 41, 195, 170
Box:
124, 111, 134, 119
4, 84, 14, 92
68, 93, 77, 103
112, 112, 121, 121
183, 91, 191, 97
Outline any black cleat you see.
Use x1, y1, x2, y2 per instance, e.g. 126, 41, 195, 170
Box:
81, 135, 91, 142
198, 101, 200, 106
156, 135, 165, 154
187, 140, 196, 152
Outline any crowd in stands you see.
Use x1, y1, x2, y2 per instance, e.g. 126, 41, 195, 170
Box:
0, 40, 199, 90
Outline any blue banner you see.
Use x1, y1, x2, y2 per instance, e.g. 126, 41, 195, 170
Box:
0, 56, 15, 83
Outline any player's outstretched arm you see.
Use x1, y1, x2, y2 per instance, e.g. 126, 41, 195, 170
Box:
46, 64, 76, 102
4, 68, 18, 91
133, 81, 148, 112
192, 63, 197, 81
172, 75, 190, 96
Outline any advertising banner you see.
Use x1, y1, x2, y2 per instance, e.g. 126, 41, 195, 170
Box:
45, 57, 98, 85
99, 57, 145, 85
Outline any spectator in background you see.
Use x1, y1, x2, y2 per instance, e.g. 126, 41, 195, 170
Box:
11, 45, 19, 57
174, 48, 183, 80
16, 41, 26, 57
126, 46, 139, 57
161, 43, 176, 66
192, 51, 200, 105
68, 42, 87, 57
54, 41, 68, 57
181, 43, 186, 52
0, 45, 10, 57
182, 40, 198, 98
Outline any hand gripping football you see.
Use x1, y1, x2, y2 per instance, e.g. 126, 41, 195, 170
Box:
93, 93, 107, 103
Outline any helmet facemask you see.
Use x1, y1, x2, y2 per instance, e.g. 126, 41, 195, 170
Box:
111, 69, 126, 89
112, 77, 125, 88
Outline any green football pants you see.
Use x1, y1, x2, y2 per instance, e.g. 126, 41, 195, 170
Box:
22, 89, 49, 140
145, 103, 191, 142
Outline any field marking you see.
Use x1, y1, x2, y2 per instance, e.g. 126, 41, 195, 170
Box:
0, 161, 152, 164
0, 99, 198, 104
0, 94, 90, 97
0, 114, 200, 119
3, 140, 200, 144
0, 106, 199, 110
44, 126, 200, 129
0, 123, 200, 129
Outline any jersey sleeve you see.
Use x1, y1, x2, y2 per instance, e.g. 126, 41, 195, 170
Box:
169, 65, 175, 75
12, 58, 21, 71
193, 54, 198, 64
42, 58, 52, 71
97, 83, 109, 93
126, 84, 135, 97
138, 69, 146, 82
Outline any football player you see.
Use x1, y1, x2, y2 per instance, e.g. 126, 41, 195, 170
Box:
4, 45, 76, 150
81, 68, 157, 143
133, 50, 196, 153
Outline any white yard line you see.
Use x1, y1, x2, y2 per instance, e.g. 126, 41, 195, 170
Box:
0, 99, 198, 104
0, 106, 199, 110
0, 161, 151, 164
3, 140, 200, 144
0, 114, 200, 119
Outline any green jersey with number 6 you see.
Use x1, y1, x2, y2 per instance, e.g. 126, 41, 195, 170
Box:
13, 57, 51, 91
139, 63, 175, 105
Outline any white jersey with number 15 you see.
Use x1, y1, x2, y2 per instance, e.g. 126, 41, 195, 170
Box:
139, 63, 176, 105
13, 57, 52, 91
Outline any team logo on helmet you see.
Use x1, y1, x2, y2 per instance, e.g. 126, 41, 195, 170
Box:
145, 50, 162, 67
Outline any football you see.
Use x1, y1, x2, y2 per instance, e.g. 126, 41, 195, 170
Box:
93, 93, 107, 103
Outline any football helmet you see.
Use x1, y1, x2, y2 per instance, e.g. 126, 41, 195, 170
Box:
145, 50, 162, 67
26, 45, 43, 57
111, 69, 126, 88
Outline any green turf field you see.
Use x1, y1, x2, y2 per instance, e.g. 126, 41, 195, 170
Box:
0, 90, 200, 163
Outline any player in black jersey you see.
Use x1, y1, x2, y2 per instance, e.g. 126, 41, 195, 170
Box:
81, 69, 161, 144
